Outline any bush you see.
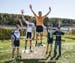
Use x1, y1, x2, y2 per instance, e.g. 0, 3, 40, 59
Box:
0, 28, 25, 40
0, 28, 12, 40
71, 29, 75, 35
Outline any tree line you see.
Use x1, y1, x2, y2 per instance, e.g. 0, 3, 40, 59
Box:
0, 13, 75, 27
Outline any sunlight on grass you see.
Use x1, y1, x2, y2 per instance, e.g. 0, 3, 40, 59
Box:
0, 34, 75, 63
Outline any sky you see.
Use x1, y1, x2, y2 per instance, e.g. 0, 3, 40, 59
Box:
0, 0, 75, 19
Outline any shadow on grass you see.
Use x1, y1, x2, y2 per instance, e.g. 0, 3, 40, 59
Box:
65, 37, 75, 40
5, 58, 46, 63
19, 59, 46, 63
46, 55, 61, 63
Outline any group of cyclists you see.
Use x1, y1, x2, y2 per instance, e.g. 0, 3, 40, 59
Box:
11, 4, 64, 59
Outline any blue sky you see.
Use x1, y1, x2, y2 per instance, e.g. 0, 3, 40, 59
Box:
0, 0, 75, 19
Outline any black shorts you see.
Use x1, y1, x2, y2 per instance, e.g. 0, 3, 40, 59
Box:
47, 38, 53, 44
26, 32, 32, 40
14, 40, 20, 47
36, 26, 43, 32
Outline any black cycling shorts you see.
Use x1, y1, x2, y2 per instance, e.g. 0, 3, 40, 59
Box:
36, 26, 43, 32
26, 32, 32, 39
47, 38, 53, 44
14, 40, 20, 47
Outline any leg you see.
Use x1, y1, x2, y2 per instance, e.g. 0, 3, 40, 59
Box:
30, 40, 32, 50
40, 26, 43, 45
46, 44, 50, 59
17, 47, 19, 57
46, 44, 49, 54
12, 47, 15, 58
40, 32, 43, 44
35, 33, 39, 46
54, 41, 57, 56
50, 42, 57, 60
25, 40, 27, 50
55, 42, 61, 60
36, 26, 39, 44
49, 44, 52, 55
59, 41, 61, 56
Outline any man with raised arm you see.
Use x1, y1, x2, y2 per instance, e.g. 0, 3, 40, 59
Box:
21, 10, 35, 52
11, 24, 22, 58
29, 4, 51, 46
53, 27, 64, 58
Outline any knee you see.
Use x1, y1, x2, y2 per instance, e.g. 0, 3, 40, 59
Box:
40, 33, 43, 36
13, 48, 15, 51
36, 33, 39, 36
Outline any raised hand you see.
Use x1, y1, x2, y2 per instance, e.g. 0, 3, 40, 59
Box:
21, 9, 24, 15
49, 6, 51, 11
29, 4, 32, 9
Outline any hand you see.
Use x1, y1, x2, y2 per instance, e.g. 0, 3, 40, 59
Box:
29, 4, 32, 9
21, 9, 24, 15
49, 6, 51, 11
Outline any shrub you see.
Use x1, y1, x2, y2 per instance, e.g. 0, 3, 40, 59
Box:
0, 28, 25, 40
71, 29, 75, 35
0, 28, 12, 40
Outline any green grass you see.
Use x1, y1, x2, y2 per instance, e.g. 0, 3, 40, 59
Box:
0, 40, 11, 50
0, 34, 75, 63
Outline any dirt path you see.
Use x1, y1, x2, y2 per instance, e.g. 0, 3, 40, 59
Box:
21, 43, 75, 63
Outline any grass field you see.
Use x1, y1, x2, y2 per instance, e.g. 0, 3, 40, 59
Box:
0, 34, 75, 63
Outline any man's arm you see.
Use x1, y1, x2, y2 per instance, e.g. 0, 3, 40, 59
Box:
29, 4, 37, 16
19, 10, 27, 29
21, 10, 26, 23
44, 7, 51, 17
18, 19, 23, 27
